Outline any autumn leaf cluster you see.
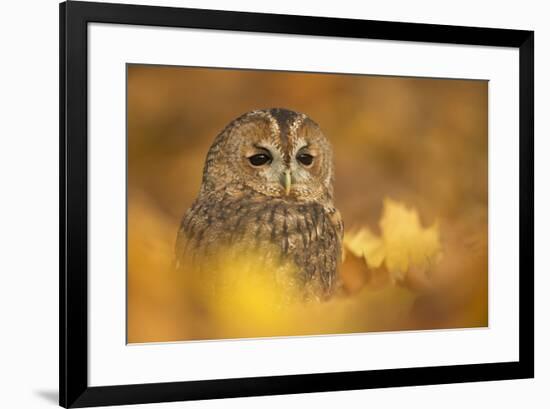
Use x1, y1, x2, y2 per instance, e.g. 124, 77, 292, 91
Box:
342, 198, 442, 292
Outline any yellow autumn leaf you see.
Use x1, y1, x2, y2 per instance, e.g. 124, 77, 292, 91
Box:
344, 227, 385, 268
381, 198, 441, 280
344, 198, 442, 283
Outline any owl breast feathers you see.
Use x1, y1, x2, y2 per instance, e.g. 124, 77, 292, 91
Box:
176, 108, 343, 300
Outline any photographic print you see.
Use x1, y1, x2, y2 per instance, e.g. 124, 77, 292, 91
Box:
127, 65, 488, 343
60, 4, 533, 405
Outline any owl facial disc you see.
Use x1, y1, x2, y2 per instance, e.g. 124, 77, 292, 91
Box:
201, 108, 335, 203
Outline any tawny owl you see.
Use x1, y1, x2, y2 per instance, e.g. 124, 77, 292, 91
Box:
175, 108, 343, 300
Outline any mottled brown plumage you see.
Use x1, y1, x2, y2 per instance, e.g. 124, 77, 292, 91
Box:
176, 108, 343, 300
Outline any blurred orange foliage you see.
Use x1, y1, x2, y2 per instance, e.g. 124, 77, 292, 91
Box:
127, 65, 488, 343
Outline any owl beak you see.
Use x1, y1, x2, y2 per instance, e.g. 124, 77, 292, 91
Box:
283, 170, 292, 195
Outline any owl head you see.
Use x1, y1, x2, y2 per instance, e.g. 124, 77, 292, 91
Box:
200, 108, 335, 203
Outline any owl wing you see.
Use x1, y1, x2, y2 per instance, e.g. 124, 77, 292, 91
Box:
173, 222, 190, 271
173, 202, 199, 270
327, 206, 344, 255
325, 206, 344, 296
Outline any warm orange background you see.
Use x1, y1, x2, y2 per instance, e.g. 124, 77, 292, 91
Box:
127, 65, 488, 343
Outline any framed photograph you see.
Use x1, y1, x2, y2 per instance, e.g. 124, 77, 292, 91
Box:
60, 1, 534, 407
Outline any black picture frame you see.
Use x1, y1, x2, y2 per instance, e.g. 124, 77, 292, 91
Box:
59, 1, 534, 407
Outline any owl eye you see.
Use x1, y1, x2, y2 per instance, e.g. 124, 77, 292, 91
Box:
248, 153, 272, 166
297, 153, 314, 166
